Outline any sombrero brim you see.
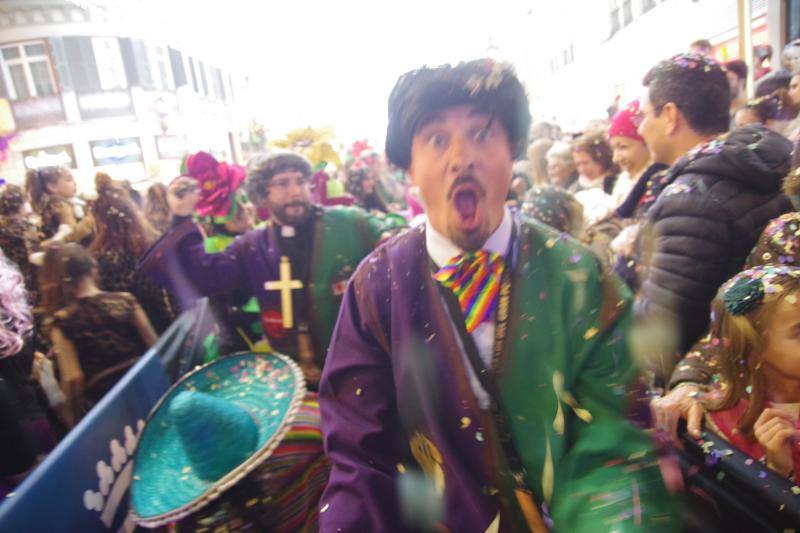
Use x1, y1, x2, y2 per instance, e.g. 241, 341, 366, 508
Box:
129, 351, 306, 527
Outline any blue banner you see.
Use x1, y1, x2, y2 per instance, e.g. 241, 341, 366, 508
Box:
0, 349, 170, 532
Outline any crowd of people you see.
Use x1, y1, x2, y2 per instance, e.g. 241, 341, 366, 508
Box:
1, 38, 800, 530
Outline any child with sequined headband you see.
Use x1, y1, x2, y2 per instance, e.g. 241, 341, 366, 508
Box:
703, 265, 800, 480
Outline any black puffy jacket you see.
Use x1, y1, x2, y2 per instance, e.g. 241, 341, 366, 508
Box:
634, 125, 793, 357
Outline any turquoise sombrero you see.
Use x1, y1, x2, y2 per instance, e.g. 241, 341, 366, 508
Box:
129, 351, 306, 527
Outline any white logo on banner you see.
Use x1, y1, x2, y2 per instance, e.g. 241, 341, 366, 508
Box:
82, 420, 145, 531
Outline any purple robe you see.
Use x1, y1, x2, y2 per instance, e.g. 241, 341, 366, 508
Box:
319, 222, 678, 532
319, 225, 525, 531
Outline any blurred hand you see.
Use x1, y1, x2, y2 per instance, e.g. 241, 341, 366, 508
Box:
167, 177, 200, 217
300, 361, 322, 386
651, 383, 705, 440
50, 223, 74, 243
754, 408, 798, 478
31, 351, 46, 382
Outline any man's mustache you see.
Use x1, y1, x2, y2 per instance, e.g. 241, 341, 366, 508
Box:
447, 174, 486, 200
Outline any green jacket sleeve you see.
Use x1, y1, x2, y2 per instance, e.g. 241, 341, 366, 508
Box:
550, 271, 679, 532
358, 209, 408, 247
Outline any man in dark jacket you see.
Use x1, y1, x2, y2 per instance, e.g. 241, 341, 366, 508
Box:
634, 54, 793, 401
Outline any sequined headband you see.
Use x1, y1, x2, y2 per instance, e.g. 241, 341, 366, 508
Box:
723, 265, 800, 315
671, 53, 722, 73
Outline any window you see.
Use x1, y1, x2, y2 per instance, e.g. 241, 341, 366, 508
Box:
622, 0, 633, 25
212, 67, 226, 101
187, 56, 199, 93
609, 0, 621, 36
198, 60, 209, 97
168, 48, 186, 88
1, 40, 56, 100
151, 46, 173, 91
789, 0, 800, 41
91, 37, 127, 90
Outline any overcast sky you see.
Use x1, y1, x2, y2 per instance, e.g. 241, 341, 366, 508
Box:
124, 0, 550, 146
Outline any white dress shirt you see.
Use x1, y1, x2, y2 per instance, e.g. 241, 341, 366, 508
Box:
426, 207, 513, 408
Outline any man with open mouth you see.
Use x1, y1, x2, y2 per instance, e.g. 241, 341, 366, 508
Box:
318, 59, 679, 532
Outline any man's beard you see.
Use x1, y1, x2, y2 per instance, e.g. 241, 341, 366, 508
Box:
271, 200, 312, 226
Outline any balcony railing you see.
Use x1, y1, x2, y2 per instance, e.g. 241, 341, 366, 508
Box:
10, 94, 66, 130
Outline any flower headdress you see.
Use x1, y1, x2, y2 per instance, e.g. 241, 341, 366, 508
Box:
181, 151, 246, 222
345, 140, 379, 171
270, 127, 341, 172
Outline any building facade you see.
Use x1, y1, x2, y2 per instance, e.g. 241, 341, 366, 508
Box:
0, 0, 252, 192
526, 0, 793, 131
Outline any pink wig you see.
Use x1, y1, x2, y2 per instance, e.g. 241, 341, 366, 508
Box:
0, 250, 32, 358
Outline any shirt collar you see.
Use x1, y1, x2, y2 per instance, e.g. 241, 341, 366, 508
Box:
426, 207, 513, 268
578, 174, 604, 189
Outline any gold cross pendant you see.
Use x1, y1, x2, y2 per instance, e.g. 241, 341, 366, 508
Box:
265, 256, 304, 329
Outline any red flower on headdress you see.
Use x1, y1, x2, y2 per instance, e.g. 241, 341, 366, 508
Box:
347, 140, 377, 171
184, 151, 245, 218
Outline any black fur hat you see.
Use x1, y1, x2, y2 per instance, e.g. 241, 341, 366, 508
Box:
385, 59, 531, 169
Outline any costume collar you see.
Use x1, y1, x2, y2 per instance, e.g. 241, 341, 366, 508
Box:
426, 207, 512, 268
578, 174, 604, 190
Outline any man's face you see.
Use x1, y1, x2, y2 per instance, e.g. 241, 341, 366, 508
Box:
264, 170, 312, 225
637, 91, 670, 165
408, 105, 513, 252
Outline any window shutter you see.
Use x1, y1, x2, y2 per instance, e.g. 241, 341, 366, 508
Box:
47, 37, 73, 92
63, 36, 100, 93
198, 61, 209, 97
213, 68, 226, 101
168, 47, 186, 88
119, 38, 154, 89
0, 65, 7, 99
118, 38, 139, 86
187, 56, 198, 92
132, 39, 155, 90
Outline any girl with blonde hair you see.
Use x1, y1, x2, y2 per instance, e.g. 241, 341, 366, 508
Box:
702, 265, 800, 480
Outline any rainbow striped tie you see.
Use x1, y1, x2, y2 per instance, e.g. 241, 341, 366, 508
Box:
434, 250, 505, 333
